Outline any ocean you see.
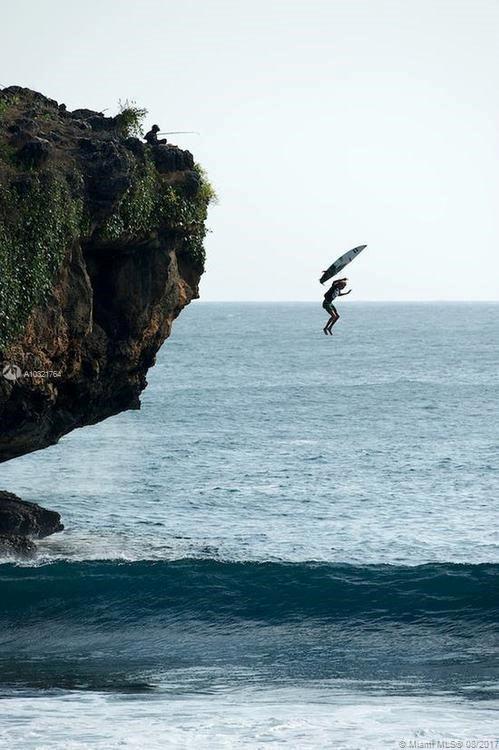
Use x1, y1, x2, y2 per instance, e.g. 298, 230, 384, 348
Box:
0, 302, 498, 749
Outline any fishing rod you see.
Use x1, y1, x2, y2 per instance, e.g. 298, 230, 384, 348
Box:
157, 131, 200, 136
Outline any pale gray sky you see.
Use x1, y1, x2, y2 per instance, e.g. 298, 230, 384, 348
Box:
2, 0, 498, 300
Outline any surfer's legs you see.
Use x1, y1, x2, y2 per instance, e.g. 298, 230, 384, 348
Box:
326, 306, 339, 334
326, 315, 338, 333
323, 302, 337, 334
323, 313, 336, 334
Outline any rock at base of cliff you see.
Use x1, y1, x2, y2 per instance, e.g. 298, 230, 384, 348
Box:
0, 533, 37, 558
0, 490, 64, 537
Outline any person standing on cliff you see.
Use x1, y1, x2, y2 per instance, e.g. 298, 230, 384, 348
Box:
144, 124, 167, 145
322, 278, 351, 335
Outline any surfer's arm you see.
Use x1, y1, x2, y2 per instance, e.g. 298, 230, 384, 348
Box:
338, 289, 351, 296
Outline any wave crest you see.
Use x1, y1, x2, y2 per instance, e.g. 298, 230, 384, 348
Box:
0, 559, 496, 626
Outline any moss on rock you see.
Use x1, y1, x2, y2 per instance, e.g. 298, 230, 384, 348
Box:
0, 171, 86, 350
98, 158, 215, 270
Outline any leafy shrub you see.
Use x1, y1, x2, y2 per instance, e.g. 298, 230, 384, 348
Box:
116, 99, 148, 138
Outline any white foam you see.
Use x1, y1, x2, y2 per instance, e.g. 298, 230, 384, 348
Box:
0, 685, 497, 749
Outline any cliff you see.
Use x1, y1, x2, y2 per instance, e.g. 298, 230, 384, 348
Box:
0, 86, 214, 466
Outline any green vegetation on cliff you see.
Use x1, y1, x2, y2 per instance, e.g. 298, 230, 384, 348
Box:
0, 158, 214, 351
0, 172, 85, 350
99, 158, 216, 269
115, 99, 148, 138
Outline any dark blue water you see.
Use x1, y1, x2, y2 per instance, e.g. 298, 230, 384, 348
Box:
0, 303, 498, 748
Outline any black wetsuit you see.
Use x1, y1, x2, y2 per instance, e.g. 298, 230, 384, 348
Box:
323, 284, 340, 314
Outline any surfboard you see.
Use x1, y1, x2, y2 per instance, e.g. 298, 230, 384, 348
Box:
319, 245, 367, 284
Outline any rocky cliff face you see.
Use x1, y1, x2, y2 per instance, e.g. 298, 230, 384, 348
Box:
0, 86, 213, 465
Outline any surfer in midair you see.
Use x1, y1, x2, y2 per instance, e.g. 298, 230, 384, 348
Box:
322, 278, 351, 335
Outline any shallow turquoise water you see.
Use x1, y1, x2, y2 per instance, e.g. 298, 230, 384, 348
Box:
0, 303, 498, 748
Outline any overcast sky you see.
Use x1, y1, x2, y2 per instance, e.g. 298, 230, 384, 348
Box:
2, 0, 498, 300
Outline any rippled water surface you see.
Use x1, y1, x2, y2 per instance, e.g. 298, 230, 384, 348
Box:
0, 303, 498, 748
